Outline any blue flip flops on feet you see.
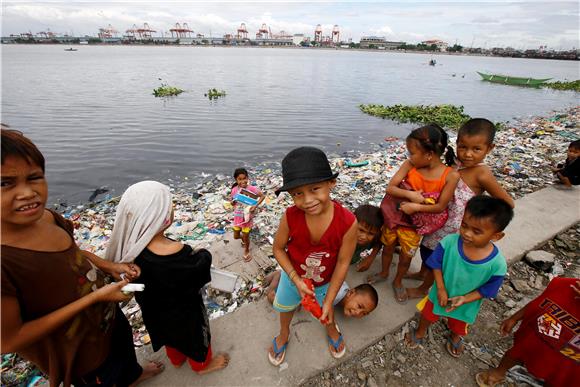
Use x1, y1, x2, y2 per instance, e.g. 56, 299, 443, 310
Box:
327, 325, 346, 359
446, 335, 464, 358
268, 336, 288, 366
405, 327, 424, 349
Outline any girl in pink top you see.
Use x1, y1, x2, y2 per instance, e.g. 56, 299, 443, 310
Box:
230, 168, 264, 262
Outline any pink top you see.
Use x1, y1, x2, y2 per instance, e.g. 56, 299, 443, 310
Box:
231, 185, 261, 228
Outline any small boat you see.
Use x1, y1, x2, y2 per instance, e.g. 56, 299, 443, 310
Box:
477, 71, 551, 87
64, 48, 78, 51
429, 59, 436, 66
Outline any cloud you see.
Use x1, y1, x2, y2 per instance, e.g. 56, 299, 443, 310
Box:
370, 25, 394, 37
471, 16, 499, 24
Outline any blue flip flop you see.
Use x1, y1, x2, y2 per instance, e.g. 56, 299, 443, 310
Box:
327, 327, 346, 359
268, 336, 288, 366
405, 327, 424, 349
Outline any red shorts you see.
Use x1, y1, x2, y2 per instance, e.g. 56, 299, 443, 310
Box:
165, 345, 212, 372
421, 300, 469, 336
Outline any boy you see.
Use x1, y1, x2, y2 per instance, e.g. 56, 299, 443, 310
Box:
268, 146, 358, 366
553, 139, 580, 187
351, 204, 383, 267
264, 271, 378, 319
405, 195, 514, 358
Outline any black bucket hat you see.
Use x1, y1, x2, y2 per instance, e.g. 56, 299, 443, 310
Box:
275, 146, 339, 196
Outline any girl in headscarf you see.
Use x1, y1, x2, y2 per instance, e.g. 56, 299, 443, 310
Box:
106, 181, 230, 374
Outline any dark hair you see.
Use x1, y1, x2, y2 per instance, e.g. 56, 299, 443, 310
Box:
1, 127, 45, 172
354, 284, 379, 308
407, 123, 455, 166
458, 118, 496, 144
232, 167, 249, 188
464, 195, 514, 231
569, 140, 580, 150
354, 204, 383, 230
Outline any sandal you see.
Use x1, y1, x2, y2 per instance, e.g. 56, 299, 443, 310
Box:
392, 284, 408, 304
327, 324, 346, 359
367, 273, 388, 284
446, 335, 464, 358
243, 252, 252, 262
404, 327, 424, 349
268, 336, 288, 366
475, 371, 505, 387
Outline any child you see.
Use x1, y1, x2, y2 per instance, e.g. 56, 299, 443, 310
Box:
230, 168, 264, 262
264, 270, 378, 319
552, 139, 580, 187
475, 278, 579, 387
105, 181, 230, 374
0, 128, 163, 386
405, 196, 514, 358
367, 124, 460, 305
406, 118, 515, 299
268, 146, 358, 366
352, 204, 383, 267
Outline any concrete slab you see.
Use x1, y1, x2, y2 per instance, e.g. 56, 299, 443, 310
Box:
137, 186, 580, 386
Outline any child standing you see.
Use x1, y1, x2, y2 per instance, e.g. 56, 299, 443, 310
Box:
230, 168, 264, 262
268, 147, 358, 366
406, 118, 515, 299
367, 124, 459, 304
405, 196, 514, 357
1, 129, 163, 386
552, 139, 580, 187
105, 181, 230, 375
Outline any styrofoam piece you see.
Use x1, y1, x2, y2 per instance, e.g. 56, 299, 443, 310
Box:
210, 267, 239, 293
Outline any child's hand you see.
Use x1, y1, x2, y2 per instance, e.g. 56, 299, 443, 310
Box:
356, 256, 374, 272
400, 202, 420, 215
446, 295, 466, 312
93, 280, 133, 303
249, 205, 257, 212
500, 317, 518, 336
320, 302, 334, 326
407, 190, 425, 204
294, 277, 314, 299
437, 288, 448, 307
109, 262, 141, 281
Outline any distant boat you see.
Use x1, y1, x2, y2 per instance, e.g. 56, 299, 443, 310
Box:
64, 48, 78, 51
429, 59, 437, 66
477, 71, 551, 87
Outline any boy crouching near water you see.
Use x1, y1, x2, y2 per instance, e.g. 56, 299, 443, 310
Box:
268, 147, 358, 366
405, 196, 514, 357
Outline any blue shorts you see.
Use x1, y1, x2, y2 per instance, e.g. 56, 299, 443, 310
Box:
272, 271, 349, 312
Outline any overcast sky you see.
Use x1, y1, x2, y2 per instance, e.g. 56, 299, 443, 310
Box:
2, 1, 579, 49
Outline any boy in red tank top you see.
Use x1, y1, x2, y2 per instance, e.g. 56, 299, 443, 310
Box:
267, 147, 358, 366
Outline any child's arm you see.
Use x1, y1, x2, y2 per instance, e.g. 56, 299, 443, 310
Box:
386, 160, 425, 203
1, 281, 131, 353
477, 166, 515, 207
320, 221, 358, 325
432, 269, 448, 307
272, 214, 314, 298
250, 189, 265, 212
356, 243, 382, 272
445, 290, 482, 312
446, 271, 505, 312
556, 172, 573, 187
83, 250, 141, 281
400, 170, 460, 214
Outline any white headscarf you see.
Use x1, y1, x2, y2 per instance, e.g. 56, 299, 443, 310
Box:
105, 181, 173, 263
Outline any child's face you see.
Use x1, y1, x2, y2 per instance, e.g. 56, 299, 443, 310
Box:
343, 290, 376, 318
456, 134, 494, 167
356, 222, 380, 246
459, 212, 503, 248
406, 138, 432, 168
1, 155, 48, 228
568, 146, 580, 161
288, 180, 335, 216
235, 173, 249, 188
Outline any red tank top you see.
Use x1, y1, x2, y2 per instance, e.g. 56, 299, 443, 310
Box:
286, 201, 355, 286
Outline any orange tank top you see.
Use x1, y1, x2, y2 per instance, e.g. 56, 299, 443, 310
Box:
406, 166, 452, 193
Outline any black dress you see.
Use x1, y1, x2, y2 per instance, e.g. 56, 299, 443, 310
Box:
134, 245, 212, 362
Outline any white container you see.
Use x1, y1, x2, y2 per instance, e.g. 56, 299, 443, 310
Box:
210, 267, 239, 293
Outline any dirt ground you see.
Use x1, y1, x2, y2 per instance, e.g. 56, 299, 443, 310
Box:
302, 223, 580, 387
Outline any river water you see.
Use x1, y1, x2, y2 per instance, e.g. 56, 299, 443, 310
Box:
2, 45, 578, 203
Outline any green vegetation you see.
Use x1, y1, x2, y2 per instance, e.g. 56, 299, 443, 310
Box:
359, 104, 472, 129
205, 88, 226, 100
153, 84, 184, 97
543, 80, 580, 92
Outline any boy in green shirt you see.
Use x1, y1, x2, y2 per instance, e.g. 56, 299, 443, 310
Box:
405, 196, 514, 358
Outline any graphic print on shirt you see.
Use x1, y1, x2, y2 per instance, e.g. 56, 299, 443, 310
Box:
538, 313, 562, 339
300, 252, 329, 283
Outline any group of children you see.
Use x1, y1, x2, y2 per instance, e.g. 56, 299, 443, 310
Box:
1, 120, 577, 386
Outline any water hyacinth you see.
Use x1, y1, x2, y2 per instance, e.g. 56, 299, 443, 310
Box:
359, 104, 472, 129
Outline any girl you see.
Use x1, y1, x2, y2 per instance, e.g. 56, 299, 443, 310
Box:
105, 181, 230, 374
1, 128, 163, 386
367, 124, 460, 304
230, 168, 264, 262
406, 118, 514, 301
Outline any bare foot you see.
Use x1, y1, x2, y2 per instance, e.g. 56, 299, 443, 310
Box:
404, 271, 426, 280
243, 252, 252, 262
129, 361, 165, 386
406, 287, 429, 299
197, 353, 230, 375
367, 272, 389, 284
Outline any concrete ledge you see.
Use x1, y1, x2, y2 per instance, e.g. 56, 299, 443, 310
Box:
139, 186, 580, 386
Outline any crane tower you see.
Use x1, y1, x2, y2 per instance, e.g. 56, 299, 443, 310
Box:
237, 23, 248, 39
332, 25, 340, 43
314, 24, 322, 42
